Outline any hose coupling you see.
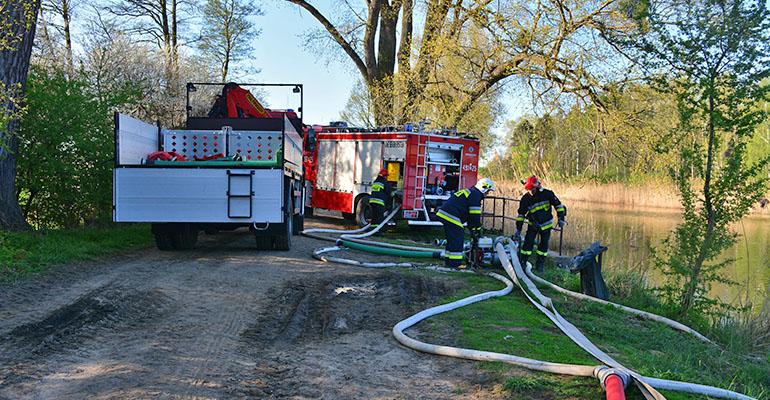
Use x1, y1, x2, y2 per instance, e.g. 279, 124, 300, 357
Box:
594, 366, 631, 390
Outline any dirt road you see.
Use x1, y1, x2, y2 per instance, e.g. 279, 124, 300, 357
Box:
0, 219, 503, 399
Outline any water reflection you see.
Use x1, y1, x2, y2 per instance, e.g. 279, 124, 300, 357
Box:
564, 204, 769, 309
482, 199, 769, 309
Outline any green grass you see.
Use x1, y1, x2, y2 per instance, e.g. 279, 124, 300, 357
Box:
425, 267, 770, 400
0, 223, 153, 281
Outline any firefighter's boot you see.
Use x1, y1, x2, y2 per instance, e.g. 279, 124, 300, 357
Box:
534, 255, 546, 273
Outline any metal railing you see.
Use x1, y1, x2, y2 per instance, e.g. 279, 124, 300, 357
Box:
481, 195, 565, 255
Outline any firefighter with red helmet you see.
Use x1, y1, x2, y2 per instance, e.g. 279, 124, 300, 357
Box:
514, 176, 566, 272
436, 178, 495, 269
369, 168, 393, 227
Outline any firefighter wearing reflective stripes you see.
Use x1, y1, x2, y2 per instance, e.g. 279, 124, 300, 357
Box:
369, 169, 392, 227
436, 178, 495, 268
515, 176, 566, 272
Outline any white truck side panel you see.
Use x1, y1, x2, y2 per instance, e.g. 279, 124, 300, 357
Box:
283, 116, 303, 171
117, 114, 158, 165
316, 141, 336, 190
336, 141, 356, 193
355, 141, 383, 185
114, 168, 282, 223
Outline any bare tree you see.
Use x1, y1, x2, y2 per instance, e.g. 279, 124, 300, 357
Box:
44, 0, 75, 71
286, 0, 413, 124
0, 0, 42, 230
198, 0, 262, 82
34, 0, 76, 72
104, 0, 192, 74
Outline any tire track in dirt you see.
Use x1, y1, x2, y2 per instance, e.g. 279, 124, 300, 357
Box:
0, 222, 506, 399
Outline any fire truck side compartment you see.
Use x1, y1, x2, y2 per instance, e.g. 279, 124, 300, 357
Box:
305, 129, 479, 222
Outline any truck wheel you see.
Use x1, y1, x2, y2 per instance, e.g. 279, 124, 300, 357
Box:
356, 195, 371, 227
304, 206, 314, 218
154, 233, 175, 251
172, 225, 198, 250
273, 187, 293, 250
293, 212, 304, 235
254, 235, 272, 250
342, 212, 355, 221
273, 220, 292, 250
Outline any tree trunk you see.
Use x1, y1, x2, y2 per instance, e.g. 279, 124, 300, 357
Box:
0, 0, 40, 231
680, 92, 718, 317
222, 49, 230, 82
398, 0, 451, 123
61, 0, 73, 73
171, 0, 178, 66
371, 1, 400, 124
398, 0, 413, 74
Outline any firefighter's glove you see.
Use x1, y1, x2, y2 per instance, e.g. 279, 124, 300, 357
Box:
558, 219, 567, 228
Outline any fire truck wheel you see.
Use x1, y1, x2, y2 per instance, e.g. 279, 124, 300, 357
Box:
342, 212, 355, 221
154, 233, 175, 251
304, 206, 314, 218
355, 195, 372, 227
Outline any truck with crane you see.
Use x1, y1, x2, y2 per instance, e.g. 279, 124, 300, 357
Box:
113, 83, 305, 251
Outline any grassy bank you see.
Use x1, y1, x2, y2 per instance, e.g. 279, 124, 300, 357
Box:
422, 268, 770, 400
0, 224, 153, 281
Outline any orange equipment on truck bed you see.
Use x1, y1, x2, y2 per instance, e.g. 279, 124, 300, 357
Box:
208, 82, 269, 118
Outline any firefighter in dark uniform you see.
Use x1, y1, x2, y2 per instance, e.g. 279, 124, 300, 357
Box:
369, 168, 392, 227
514, 176, 566, 272
436, 178, 495, 269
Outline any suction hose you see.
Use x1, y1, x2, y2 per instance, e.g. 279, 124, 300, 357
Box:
336, 239, 441, 258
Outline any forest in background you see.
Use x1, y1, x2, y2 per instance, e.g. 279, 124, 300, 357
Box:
484, 84, 770, 186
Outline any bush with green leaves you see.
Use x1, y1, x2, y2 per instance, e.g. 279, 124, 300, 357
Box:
15, 67, 139, 228
635, 0, 770, 318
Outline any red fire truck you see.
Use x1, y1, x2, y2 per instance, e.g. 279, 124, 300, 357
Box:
302, 123, 481, 226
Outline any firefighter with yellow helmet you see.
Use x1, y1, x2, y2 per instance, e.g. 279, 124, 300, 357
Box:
369, 168, 392, 227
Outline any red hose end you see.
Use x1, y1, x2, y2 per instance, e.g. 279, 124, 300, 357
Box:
604, 374, 626, 400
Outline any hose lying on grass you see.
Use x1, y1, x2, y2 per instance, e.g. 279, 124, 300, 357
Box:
302, 217, 754, 400
523, 263, 712, 343
495, 242, 753, 400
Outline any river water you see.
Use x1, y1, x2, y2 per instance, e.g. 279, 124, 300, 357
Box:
562, 203, 770, 309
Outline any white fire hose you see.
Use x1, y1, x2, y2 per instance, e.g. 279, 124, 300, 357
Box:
301, 214, 755, 400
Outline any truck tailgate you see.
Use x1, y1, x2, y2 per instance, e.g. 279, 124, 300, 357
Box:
114, 168, 283, 223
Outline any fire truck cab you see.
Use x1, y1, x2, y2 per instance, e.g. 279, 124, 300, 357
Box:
303, 123, 480, 226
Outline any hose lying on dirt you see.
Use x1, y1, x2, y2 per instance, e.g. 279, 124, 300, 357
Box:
523, 263, 712, 343
302, 207, 403, 243
304, 207, 442, 268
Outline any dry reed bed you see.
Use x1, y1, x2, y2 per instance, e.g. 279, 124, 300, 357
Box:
492, 180, 770, 217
